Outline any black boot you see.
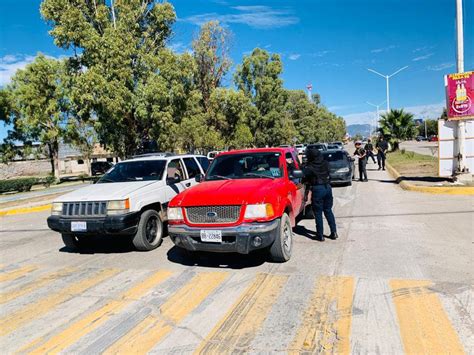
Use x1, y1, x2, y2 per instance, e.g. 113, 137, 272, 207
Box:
315, 234, 325, 242
329, 232, 338, 240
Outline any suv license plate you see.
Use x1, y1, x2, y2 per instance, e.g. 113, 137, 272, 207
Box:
71, 221, 87, 232
200, 230, 222, 243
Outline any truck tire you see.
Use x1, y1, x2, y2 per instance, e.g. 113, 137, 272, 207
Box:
269, 213, 293, 262
61, 233, 84, 250
132, 210, 163, 251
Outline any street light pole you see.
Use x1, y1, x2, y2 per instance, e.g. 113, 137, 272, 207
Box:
367, 66, 408, 112
367, 100, 386, 135
456, 0, 467, 174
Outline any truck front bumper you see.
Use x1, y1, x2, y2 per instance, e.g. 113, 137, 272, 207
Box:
168, 219, 280, 254
47, 212, 140, 236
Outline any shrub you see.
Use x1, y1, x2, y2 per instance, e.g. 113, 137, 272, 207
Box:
40, 175, 56, 187
0, 178, 38, 193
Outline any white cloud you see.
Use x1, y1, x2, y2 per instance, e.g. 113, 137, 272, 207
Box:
343, 102, 445, 126
413, 45, 435, 53
370, 45, 396, 53
289, 53, 301, 60
412, 53, 434, 61
312, 50, 333, 57
0, 54, 35, 86
182, 6, 299, 29
427, 62, 455, 71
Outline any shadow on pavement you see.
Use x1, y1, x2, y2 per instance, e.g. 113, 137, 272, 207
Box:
293, 225, 317, 241
166, 246, 267, 269
337, 210, 472, 219
59, 235, 136, 254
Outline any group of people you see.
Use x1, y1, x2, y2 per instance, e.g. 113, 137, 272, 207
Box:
301, 137, 390, 241
353, 136, 389, 182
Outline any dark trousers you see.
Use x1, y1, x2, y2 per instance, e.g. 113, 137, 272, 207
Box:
377, 152, 386, 169
311, 184, 337, 236
366, 151, 376, 163
358, 158, 367, 180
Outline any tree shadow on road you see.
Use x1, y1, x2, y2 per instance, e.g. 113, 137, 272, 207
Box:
166, 246, 267, 269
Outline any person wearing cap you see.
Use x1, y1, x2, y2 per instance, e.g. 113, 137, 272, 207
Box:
302, 147, 338, 242
364, 139, 376, 164
376, 136, 389, 170
354, 141, 368, 182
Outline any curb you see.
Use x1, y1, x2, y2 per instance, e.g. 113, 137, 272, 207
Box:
386, 163, 474, 195
0, 204, 52, 217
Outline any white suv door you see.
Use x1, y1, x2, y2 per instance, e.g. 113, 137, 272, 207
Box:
182, 157, 203, 188
164, 158, 188, 201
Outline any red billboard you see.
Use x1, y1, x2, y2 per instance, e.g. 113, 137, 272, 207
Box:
445, 71, 474, 120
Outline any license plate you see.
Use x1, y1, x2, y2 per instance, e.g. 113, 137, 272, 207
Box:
200, 230, 222, 243
71, 221, 87, 232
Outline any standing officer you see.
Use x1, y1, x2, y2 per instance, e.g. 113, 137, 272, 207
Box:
376, 136, 389, 170
364, 139, 376, 164
354, 141, 368, 181
303, 147, 338, 242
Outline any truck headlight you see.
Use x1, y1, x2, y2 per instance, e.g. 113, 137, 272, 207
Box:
336, 167, 350, 173
51, 202, 63, 216
167, 207, 184, 221
244, 204, 274, 219
107, 199, 130, 215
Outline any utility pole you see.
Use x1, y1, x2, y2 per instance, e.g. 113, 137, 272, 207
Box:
368, 66, 408, 112
456, 0, 467, 175
367, 100, 386, 134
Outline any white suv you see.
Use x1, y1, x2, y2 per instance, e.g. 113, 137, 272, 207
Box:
47, 154, 209, 251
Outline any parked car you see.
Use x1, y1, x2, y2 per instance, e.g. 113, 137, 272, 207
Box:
323, 150, 354, 186
429, 135, 438, 142
326, 143, 342, 150
301, 143, 327, 163
295, 144, 307, 155
47, 154, 209, 251
331, 141, 344, 149
416, 136, 427, 142
91, 161, 114, 176
167, 147, 309, 262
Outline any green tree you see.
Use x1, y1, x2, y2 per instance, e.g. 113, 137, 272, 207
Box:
417, 119, 438, 137
379, 109, 416, 151
192, 21, 232, 110
5, 54, 69, 178
41, 0, 176, 157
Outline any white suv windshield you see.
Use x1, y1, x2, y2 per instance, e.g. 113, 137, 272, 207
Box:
98, 160, 166, 183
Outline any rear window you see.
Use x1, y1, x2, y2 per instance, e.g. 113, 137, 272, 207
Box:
323, 151, 346, 162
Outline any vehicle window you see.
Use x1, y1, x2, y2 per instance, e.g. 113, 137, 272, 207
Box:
183, 157, 201, 179
285, 152, 296, 175
197, 157, 210, 172
323, 151, 346, 162
206, 152, 283, 180
98, 160, 166, 183
167, 159, 185, 180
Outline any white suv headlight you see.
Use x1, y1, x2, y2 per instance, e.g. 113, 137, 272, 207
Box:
107, 199, 130, 215
244, 204, 274, 219
167, 207, 184, 221
336, 167, 350, 173
51, 202, 63, 215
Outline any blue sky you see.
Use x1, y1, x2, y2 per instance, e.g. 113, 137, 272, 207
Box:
1, 0, 473, 141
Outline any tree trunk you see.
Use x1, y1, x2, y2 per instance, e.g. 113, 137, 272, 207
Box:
49, 141, 60, 180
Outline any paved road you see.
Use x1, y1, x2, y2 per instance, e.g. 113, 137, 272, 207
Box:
400, 141, 438, 157
0, 168, 472, 354
0, 182, 89, 205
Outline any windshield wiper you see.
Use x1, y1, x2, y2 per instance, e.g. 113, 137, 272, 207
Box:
207, 175, 232, 180
243, 173, 275, 180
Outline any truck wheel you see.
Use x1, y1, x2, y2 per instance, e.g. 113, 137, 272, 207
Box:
132, 210, 163, 251
269, 213, 293, 262
61, 233, 84, 250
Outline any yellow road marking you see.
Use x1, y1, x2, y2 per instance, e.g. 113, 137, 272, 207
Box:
0, 204, 52, 217
105, 272, 229, 355
290, 276, 354, 354
0, 267, 77, 304
390, 279, 465, 354
0, 268, 119, 337
195, 273, 288, 354
0, 265, 38, 283
21, 270, 172, 354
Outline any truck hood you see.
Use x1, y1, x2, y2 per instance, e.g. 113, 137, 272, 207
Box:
172, 179, 280, 206
54, 181, 163, 202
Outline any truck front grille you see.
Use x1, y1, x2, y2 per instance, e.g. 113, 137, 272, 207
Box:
62, 202, 107, 217
185, 206, 241, 224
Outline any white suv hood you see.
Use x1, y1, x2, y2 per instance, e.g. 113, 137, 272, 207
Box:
54, 181, 163, 202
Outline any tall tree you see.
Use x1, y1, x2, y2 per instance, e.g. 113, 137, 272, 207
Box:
6, 54, 69, 178
379, 109, 416, 150
41, 0, 176, 157
192, 21, 232, 110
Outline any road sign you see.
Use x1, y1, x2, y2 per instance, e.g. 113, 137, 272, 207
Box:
444, 71, 474, 120
438, 119, 474, 176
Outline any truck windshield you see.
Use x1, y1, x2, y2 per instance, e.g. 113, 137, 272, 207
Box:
97, 160, 166, 183
206, 152, 283, 180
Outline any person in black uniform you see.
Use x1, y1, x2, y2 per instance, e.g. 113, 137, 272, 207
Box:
364, 139, 376, 164
303, 147, 337, 242
376, 136, 389, 170
354, 141, 368, 181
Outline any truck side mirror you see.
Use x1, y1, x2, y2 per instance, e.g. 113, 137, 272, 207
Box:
195, 174, 204, 183
290, 170, 304, 179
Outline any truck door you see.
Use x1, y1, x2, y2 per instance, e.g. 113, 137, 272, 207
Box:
285, 152, 305, 214
182, 157, 202, 188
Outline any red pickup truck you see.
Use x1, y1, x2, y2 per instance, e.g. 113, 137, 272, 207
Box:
167, 148, 307, 262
